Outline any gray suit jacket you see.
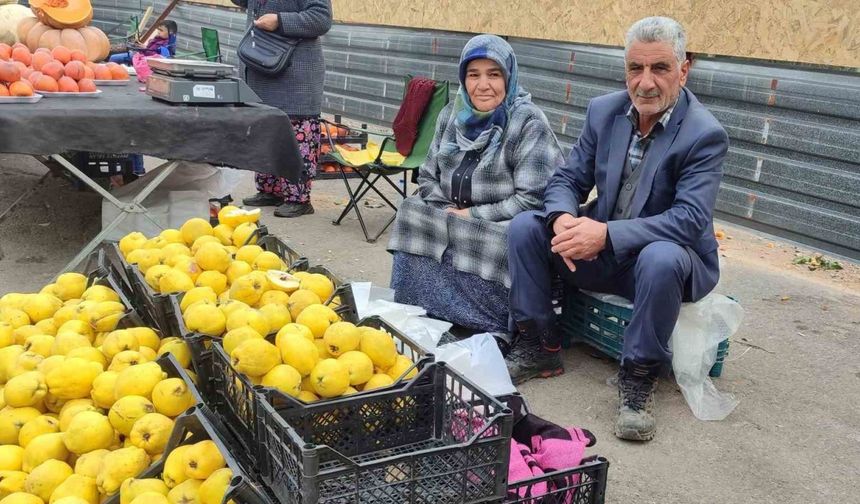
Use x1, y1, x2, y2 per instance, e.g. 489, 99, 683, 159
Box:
544, 88, 729, 300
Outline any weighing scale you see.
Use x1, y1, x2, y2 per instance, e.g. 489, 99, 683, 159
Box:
145, 59, 262, 105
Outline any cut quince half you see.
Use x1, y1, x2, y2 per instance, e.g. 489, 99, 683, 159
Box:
266, 270, 301, 293
218, 206, 261, 227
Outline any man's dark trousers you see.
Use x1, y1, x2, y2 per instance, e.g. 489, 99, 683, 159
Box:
508, 210, 694, 368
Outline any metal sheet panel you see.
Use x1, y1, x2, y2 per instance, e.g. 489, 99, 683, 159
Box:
91, 3, 860, 258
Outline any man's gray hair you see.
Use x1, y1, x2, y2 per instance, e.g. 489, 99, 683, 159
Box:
625, 16, 687, 63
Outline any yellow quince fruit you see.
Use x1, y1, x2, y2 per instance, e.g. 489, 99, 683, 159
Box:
63, 411, 114, 455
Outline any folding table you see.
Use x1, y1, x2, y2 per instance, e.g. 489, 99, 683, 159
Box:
0, 84, 303, 272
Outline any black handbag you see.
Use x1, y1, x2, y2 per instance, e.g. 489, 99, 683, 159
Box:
237, 26, 300, 76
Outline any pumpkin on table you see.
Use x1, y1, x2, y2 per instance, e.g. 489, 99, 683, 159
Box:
17, 16, 109, 62
0, 3, 36, 45
30, 0, 92, 30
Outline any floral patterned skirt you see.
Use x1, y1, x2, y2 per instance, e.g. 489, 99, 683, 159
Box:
255, 116, 321, 203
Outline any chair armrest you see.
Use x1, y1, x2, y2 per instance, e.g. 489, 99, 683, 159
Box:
372, 136, 397, 164
321, 118, 386, 137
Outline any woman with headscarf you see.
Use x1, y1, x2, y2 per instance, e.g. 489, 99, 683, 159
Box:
387, 34, 564, 335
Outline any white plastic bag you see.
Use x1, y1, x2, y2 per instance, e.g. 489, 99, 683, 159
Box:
352, 282, 451, 350
101, 161, 243, 241
436, 333, 517, 396
669, 294, 743, 421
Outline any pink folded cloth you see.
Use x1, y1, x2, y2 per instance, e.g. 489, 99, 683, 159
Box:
529, 427, 591, 473
508, 440, 547, 498
450, 408, 498, 442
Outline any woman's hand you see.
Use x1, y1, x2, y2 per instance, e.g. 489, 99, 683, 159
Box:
445, 207, 471, 218
253, 13, 279, 32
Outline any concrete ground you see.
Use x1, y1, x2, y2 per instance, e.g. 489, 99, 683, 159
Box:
1, 153, 859, 503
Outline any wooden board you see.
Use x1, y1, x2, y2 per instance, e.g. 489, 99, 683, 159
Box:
183, 0, 860, 68
331, 0, 859, 68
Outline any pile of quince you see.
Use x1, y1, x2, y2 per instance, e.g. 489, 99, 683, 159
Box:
115, 438, 235, 504
0, 275, 232, 504
117, 213, 419, 403
226, 318, 418, 402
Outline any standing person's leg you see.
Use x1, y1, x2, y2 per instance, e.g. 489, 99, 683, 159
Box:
614, 240, 692, 442
274, 116, 320, 218
243, 171, 285, 207
245, 118, 321, 208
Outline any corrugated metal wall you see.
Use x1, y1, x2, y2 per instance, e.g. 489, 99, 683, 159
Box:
92, 2, 860, 259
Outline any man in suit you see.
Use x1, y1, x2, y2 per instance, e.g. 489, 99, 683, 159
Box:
504, 16, 729, 441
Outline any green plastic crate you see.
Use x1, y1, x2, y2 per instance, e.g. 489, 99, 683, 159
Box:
559, 289, 729, 378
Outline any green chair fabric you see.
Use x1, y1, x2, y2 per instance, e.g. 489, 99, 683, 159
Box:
325, 75, 450, 242
201, 27, 222, 62
175, 27, 222, 62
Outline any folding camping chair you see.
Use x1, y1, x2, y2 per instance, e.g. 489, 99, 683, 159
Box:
176, 27, 222, 62
323, 76, 450, 243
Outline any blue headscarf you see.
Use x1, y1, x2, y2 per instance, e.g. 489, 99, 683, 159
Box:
453, 35, 528, 147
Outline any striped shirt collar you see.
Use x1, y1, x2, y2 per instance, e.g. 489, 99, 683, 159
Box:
626, 99, 677, 137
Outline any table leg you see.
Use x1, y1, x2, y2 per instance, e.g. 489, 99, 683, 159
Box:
57, 159, 180, 274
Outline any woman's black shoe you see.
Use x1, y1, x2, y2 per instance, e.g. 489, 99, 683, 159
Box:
242, 192, 282, 207
274, 202, 315, 218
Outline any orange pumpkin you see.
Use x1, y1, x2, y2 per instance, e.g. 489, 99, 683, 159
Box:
77, 77, 95, 92
51, 45, 70, 63
9, 80, 34, 97
106, 62, 128, 80
17, 20, 109, 62
27, 70, 43, 84
29, 0, 93, 30
57, 75, 78, 92
33, 74, 58, 92
31, 50, 52, 71
10, 45, 31, 66
64, 60, 85, 80
40, 60, 63, 80
92, 63, 109, 80
0, 61, 21, 83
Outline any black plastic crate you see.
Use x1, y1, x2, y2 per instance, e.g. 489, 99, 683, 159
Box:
559, 289, 730, 377
164, 295, 215, 400
154, 352, 206, 409
496, 394, 608, 504
257, 235, 308, 271
102, 405, 275, 504
256, 362, 513, 504
504, 458, 609, 504
208, 315, 434, 469
165, 280, 359, 401
83, 265, 147, 330
125, 234, 309, 338
94, 242, 136, 299
71, 151, 132, 178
